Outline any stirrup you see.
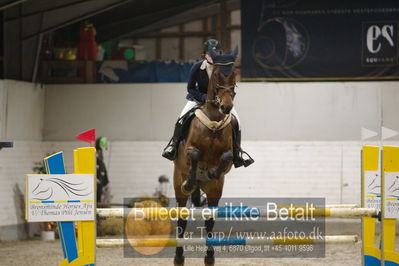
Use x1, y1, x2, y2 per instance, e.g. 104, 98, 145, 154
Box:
241, 150, 254, 167
234, 149, 254, 168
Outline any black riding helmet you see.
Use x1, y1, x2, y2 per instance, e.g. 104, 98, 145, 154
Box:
203, 39, 223, 53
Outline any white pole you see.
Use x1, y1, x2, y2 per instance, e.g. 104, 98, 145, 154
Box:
96, 235, 358, 248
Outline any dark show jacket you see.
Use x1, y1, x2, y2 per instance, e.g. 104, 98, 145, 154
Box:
186, 60, 210, 103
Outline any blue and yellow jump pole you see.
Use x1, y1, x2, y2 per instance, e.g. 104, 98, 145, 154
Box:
97, 206, 378, 219
362, 145, 381, 266
44, 147, 96, 266
382, 146, 399, 266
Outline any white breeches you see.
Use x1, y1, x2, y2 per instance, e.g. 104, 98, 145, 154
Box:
179, 100, 241, 130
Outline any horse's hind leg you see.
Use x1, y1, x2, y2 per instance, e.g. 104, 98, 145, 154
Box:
204, 197, 220, 266
181, 148, 201, 195
174, 197, 189, 266
209, 151, 233, 180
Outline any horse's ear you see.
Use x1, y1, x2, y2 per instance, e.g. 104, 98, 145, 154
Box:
231, 46, 239, 59
208, 47, 218, 60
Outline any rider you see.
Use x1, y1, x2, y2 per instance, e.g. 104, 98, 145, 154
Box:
162, 39, 254, 168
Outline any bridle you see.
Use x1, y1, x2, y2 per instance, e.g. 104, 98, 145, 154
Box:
206, 82, 237, 106
206, 62, 237, 106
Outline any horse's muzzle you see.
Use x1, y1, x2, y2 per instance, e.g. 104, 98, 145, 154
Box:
220, 105, 232, 114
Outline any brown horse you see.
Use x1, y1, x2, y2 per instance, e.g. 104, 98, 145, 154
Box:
173, 48, 239, 266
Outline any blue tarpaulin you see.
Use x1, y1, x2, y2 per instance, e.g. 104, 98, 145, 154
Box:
97, 60, 195, 83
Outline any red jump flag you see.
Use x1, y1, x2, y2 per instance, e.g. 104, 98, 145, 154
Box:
76, 128, 96, 146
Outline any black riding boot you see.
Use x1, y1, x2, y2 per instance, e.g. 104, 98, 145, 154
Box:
163, 108, 197, 161
231, 117, 254, 168
162, 121, 183, 160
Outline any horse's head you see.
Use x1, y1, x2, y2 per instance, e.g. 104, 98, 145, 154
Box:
208, 46, 239, 115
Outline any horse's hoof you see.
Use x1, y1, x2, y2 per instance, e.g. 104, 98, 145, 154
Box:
181, 180, 197, 196
204, 256, 215, 266
174, 255, 185, 266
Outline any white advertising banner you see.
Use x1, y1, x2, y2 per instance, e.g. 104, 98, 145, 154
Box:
384, 172, 399, 219
26, 174, 95, 222
364, 170, 381, 211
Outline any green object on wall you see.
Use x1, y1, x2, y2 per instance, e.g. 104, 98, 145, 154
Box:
123, 48, 135, 60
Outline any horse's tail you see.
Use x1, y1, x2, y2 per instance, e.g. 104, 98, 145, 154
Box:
190, 187, 202, 207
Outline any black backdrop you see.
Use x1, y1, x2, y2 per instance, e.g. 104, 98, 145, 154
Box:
241, 0, 399, 80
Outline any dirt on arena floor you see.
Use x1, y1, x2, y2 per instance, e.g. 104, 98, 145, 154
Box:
0, 239, 361, 266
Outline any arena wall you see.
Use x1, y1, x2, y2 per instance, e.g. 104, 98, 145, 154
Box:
43, 82, 399, 141
1, 80, 399, 241
0, 80, 44, 241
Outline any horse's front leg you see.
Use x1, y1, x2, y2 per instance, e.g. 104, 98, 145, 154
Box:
208, 151, 233, 180
204, 197, 220, 266
174, 197, 188, 266
181, 148, 201, 195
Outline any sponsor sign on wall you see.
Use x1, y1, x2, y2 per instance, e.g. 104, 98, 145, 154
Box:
241, 0, 399, 80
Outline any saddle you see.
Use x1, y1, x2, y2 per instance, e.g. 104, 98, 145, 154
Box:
178, 106, 199, 142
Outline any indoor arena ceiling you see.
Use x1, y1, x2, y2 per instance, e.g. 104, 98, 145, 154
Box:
2, 0, 239, 81
2, 0, 239, 42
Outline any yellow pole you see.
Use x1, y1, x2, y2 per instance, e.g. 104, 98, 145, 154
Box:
73, 147, 96, 266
